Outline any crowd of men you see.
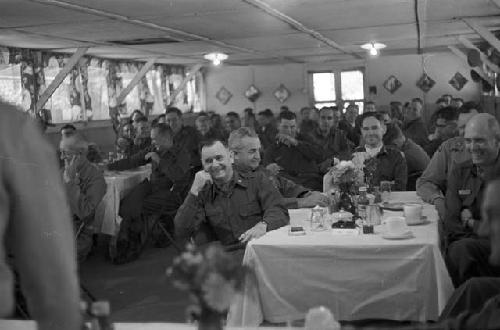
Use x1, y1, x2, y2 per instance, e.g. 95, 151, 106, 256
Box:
3, 91, 500, 329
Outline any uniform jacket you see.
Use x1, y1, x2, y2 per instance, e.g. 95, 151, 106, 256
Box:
174, 170, 289, 246
404, 117, 429, 147
307, 127, 353, 161
417, 137, 470, 204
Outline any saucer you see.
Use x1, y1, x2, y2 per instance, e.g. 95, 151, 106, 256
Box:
381, 230, 414, 240
406, 216, 429, 226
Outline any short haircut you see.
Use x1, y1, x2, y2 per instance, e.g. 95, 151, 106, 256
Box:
365, 101, 375, 105
300, 106, 311, 114
360, 111, 385, 126
135, 116, 148, 123
244, 108, 253, 114
60, 133, 88, 152
279, 110, 296, 121
151, 123, 173, 138
226, 112, 240, 120
60, 124, 77, 132
453, 98, 463, 102
228, 127, 258, 151
131, 109, 144, 117
412, 98, 423, 105
166, 107, 182, 117
319, 106, 335, 115
151, 118, 159, 127
258, 109, 274, 118
200, 139, 227, 151
390, 101, 402, 106
436, 98, 446, 104
197, 111, 209, 118
280, 105, 289, 111
458, 102, 481, 114
435, 106, 458, 122
158, 114, 166, 120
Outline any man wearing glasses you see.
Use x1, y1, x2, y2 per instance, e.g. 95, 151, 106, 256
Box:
424, 107, 458, 157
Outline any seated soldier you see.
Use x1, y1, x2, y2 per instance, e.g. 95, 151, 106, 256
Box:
59, 124, 102, 163
353, 112, 407, 190
229, 127, 330, 209
384, 124, 429, 190
108, 123, 192, 263
307, 106, 353, 173
129, 116, 152, 155
195, 112, 223, 143
338, 103, 361, 146
116, 122, 134, 158
444, 113, 500, 287
426, 179, 500, 330
174, 140, 289, 258
223, 111, 242, 140
298, 106, 319, 136
257, 109, 278, 152
264, 110, 324, 191
424, 106, 458, 157
165, 107, 201, 170
416, 103, 478, 220
60, 134, 106, 262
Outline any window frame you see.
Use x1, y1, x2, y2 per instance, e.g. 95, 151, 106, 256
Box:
308, 67, 366, 112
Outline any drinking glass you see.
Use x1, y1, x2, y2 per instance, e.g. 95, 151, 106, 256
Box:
380, 181, 392, 203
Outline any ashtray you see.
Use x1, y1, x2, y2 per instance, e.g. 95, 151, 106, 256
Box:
331, 220, 357, 229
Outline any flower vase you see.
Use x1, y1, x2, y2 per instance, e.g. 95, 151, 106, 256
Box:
198, 306, 224, 330
338, 183, 356, 215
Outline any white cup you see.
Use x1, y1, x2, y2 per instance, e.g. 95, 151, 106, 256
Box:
404, 203, 423, 225
383, 216, 408, 236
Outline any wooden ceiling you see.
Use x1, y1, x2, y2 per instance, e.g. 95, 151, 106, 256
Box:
1, 0, 499, 65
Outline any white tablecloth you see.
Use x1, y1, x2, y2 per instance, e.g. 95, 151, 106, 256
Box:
94, 165, 151, 236
0, 320, 299, 330
228, 192, 454, 326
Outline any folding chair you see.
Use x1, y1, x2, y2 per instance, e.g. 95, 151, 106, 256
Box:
75, 221, 97, 303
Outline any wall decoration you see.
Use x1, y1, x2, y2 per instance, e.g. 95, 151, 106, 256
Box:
383, 75, 402, 94
216, 86, 232, 105
416, 73, 435, 93
244, 84, 261, 102
448, 72, 468, 91
274, 84, 290, 103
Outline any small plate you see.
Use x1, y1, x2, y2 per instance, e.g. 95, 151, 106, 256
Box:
406, 216, 429, 226
382, 230, 414, 240
381, 202, 405, 211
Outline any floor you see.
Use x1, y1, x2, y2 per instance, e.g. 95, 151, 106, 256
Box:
79, 237, 425, 329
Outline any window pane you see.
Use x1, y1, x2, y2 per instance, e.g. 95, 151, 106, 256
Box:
45, 66, 72, 123
313, 72, 335, 102
119, 72, 141, 115
87, 66, 109, 120
341, 70, 364, 100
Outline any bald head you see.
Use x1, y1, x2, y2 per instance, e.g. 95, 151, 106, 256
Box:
480, 179, 500, 266
464, 113, 500, 165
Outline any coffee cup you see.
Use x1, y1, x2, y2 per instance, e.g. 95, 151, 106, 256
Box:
404, 203, 423, 225
383, 216, 408, 236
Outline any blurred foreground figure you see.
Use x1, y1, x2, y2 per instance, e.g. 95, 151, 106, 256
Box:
0, 101, 80, 329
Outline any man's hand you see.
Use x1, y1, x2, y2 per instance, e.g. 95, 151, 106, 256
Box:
239, 222, 267, 243
276, 133, 298, 147
145, 152, 160, 164
190, 170, 213, 196
266, 163, 282, 176
298, 191, 330, 208
63, 155, 80, 184
434, 197, 445, 221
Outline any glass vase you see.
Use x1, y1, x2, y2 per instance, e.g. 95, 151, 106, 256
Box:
337, 183, 356, 215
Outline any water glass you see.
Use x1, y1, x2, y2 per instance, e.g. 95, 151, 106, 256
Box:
380, 181, 392, 203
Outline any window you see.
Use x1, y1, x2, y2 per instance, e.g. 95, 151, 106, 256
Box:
0, 64, 22, 109
310, 69, 365, 113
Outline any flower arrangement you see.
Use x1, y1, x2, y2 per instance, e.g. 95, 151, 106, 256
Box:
330, 160, 364, 191
167, 243, 249, 330
351, 152, 379, 189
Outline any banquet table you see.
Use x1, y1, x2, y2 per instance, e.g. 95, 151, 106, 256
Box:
0, 320, 301, 330
227, 192, 454, 327
94, 165, 151, 236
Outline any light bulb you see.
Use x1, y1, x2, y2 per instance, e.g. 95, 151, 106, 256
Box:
213, 58, 221, 66
369, 47, 378, 56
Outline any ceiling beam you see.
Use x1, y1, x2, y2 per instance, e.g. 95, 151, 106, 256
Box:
463, 18, 500, 53
36, 47, 88, 111
415, 0, 428, 53
241, 0, 363, 59
168, 64, 203, 107
458, 36, 500, 73
448, 45, 493, 84
116, 58, 157, 106
491, 0, 500, 10
27, 0, 301, 64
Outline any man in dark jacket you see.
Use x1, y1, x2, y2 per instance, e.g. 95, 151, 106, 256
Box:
403, 98, 429, 148
108, 123, 191, 263
165, 107, 201, 169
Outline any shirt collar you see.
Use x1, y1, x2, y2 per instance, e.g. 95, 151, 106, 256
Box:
208, 170, 248, 201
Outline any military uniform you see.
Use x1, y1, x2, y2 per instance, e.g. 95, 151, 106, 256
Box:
174, 170, 289, 248
417, 137, 470, 205
444, 158, 500, 286
354, 145, 408, 191
263, 134, 324, 190
400, 137, 430, 190
64, 160, 106, 262
257, 123, 278, 152
307, 127, 353, 162
174, 125, 201, 169
403, 117, 429, 148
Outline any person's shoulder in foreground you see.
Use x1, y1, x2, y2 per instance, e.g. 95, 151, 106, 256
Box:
0, 103, 81, 330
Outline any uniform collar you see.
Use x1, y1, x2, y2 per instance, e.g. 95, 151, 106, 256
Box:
207, 170, 249, 201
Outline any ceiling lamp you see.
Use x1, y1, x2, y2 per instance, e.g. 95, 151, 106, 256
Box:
204, 52, 228, 66
360, 42, 386, 56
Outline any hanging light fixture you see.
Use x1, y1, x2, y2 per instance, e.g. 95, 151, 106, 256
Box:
360, 42, 386, 56
204, 52, 228, 66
